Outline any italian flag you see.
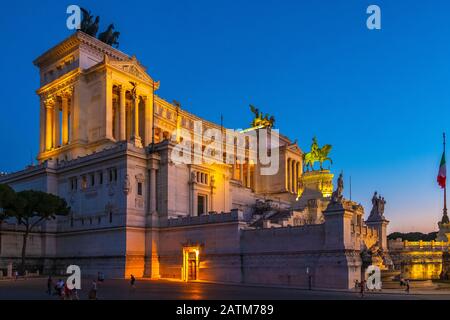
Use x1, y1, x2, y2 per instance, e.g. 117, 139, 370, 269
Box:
438, 151, 446, 189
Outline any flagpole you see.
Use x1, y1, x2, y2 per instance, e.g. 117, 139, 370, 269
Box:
444, 132, 448, 220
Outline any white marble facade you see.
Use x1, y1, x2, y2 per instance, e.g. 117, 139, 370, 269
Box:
0, 32, 388, 289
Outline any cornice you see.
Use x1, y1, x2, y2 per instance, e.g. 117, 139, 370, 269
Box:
33, 31, 130, 68
36, 68, 80, 97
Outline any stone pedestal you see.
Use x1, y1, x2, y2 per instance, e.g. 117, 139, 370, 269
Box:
437, 222, 450, 242
365, 218, 389, 251
301, 170, 334, 198
315, 201, 362, 289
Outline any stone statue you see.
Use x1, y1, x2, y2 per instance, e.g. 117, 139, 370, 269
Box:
190, 171, 197, 183
368, 191, 386, 220
98, 24, 120, 48
79, 8, 100, 37
330, 172, 344, 203
295, 179, 304, 201
303, 137, 332, 171
123, 174, 131, 195
129, 81, 138, 100
86, 16, 100, 37
249, 104, 275, 128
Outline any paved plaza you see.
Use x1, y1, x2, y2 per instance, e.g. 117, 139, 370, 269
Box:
1, 278, 450, 300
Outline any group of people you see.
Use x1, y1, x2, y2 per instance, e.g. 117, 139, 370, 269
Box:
46, 272, 137, 300
47, 276, 79, 300
355, 277, 411, 297
400, 278, 411, 293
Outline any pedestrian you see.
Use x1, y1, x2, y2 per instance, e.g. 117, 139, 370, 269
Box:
89, 279, 98, 300
98, 271, 105, 283
308, 275, 313, 290
55, 279, 64, 297
405, 279, 410, 294
130, 274, 136, 289
14, 271, 18, 281
354, 280, 360, 292
63, 283, 71, 300
46, 276, 53, 295
360, 280, 365, 298
72, 287, 79, 300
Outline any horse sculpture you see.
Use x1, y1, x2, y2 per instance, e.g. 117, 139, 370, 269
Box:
98, 24, 120, 48
302, 137, 332, 171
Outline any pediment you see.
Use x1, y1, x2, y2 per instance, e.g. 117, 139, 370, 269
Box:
287, 143, 303, 154
107, 56, 154, 84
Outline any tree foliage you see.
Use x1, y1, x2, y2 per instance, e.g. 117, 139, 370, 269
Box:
388, 231, 438, 241
0, 184, 16, 221
0, 184, 70, 273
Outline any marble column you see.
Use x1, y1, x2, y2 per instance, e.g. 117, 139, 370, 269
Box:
294, 161, 298, 193
247, 161, 251, 188
113, 96, 120, 140
45, 100, 53, 151
144, 96, 153, 146
119, 86, 126, 141
239, 163, 244, 185
131, 95, 142, 147
39, 100, 45, 152
69, 85, 79, 143
291, 160, 295, 193
61, 94, 69, 145
104, 74, 113, 140
287, 158, 291, 192
53, 99, 61, 148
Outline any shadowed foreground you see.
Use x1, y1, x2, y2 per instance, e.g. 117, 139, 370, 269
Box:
0, 278, 450, 300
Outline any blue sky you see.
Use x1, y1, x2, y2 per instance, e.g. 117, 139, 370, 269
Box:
0, 0, 449, 232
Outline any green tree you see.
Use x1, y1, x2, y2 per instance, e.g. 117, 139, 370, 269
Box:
9, 189, 70, 273
0, 184, 17, 261
0, 184, 16, 221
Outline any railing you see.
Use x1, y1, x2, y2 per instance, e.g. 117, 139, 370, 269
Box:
403, 240, 449, 250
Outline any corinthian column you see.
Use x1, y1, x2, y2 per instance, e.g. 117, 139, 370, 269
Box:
45, 99, 54, 151
53, 99, 61, 148
39, 100, 45, 152
131, 94, 142, 147
61, 94, 69, 145
119, 86, 126, 141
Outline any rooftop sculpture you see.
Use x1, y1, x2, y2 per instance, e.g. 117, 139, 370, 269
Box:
79, 8, 120, 48
249, 104, 275, 128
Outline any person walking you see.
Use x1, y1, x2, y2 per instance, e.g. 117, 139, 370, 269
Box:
89, 279, 98, 300
130, 274, 136, 290
308, 275, 313, 290
405, 279, 410, 294
46, 276, 53, 295
360, 280, 366, 298
354, 280, 360, 292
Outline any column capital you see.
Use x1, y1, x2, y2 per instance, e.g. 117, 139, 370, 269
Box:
43, 97, 55, 108
60, 86, 74, 99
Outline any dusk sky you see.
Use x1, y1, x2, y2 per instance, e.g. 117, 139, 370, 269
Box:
0, 0, 449, 233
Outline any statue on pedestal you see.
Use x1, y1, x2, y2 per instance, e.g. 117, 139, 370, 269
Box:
330, 172, 344, 203
303, 137, 332, 171
368, 191, 386, 221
